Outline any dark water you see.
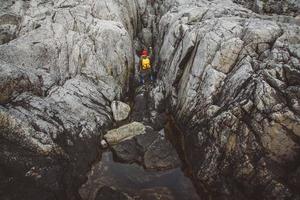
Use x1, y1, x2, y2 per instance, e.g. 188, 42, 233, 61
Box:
79, 151, 201, 200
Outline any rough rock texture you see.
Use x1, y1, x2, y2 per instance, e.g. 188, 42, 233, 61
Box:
111, 129, 181, 170
111, 101, 131, 122
131, 82, 167, 131
1, 0, 300, 199
110, 82, 180, 170
0, 1, 21, 45
104, 122, 146, 145
0, 0, 141, 199
157, 0, 300, 199
233, 0, 300, 15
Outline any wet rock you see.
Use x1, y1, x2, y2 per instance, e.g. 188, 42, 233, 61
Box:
104, 122, 146, 145
95, 186, 133, 200
144, 136, 181, 170
111, 139, 142, 163
80, 151, 200, 200
112, 129, 181, 170
135, 130, 159, 152
111, 101, 131, 122
131, 86, 149, 122
136, 187, 174, 200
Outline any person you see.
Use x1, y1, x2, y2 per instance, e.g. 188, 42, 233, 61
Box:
139, 48, 154, 84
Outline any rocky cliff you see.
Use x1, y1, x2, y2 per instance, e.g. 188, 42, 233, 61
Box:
233, 0, 300, 15
0, 0, 138, 199
0, 0, 300, 200
157, 0, 300, 199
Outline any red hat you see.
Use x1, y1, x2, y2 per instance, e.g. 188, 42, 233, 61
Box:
141, 50, 148, 56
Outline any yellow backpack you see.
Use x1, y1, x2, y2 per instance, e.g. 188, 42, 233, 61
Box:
141, 57, 151, 70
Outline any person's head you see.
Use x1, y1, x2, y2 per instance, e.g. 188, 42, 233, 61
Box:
141, 49, 148, 56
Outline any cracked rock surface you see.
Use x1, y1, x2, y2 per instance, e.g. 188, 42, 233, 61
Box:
1, 0, 300, 199
157, 0, 300, 199
111, 128, 181, 170
0, 0, 139, 199
233, 0, 300, 16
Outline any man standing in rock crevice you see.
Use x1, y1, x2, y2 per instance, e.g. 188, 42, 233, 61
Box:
138, 47, 155, 85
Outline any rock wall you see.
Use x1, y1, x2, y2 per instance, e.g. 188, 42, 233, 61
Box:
1, 0, 300, 199
233, 0, 300, 15
0, 0, 140, 199
157, 0, 300, 199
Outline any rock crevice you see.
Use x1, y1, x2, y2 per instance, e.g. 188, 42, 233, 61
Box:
0, 0, 300, 199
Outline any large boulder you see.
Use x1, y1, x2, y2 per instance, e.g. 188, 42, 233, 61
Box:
143, 134, 181, 170
104, 122, 146, 145
157, 0, 300, 199
111, 129, 181, 170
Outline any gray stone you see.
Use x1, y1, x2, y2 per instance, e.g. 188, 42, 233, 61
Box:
111, 101, 131, 122
111, 139, 142, 163
144, 136, 181, 170
104, 122, 146, 145
0, 0, 139, 198
111, 129, 181, 171
1, 0, 300, 199
157, 0, 300, 199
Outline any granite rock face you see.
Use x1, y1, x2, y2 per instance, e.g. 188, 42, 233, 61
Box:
156, 0, 300, 199
233, 0, 300, 15
0, 0, 139, 199
1, 0, 300, 199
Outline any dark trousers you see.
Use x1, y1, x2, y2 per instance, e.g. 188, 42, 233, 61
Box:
139, 69, 153, 84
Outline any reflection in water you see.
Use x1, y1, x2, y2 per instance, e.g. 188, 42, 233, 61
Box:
79, 151, 201, 200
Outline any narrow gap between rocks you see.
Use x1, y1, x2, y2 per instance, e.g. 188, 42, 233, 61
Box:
79, 57, 203, 200
78, 2, 203, 199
